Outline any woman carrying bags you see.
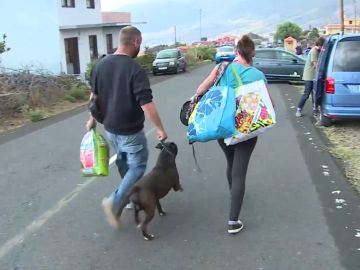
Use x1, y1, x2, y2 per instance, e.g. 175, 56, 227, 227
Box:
192, 35, 268, 235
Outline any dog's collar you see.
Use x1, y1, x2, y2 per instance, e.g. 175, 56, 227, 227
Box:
160, 141, 175, 156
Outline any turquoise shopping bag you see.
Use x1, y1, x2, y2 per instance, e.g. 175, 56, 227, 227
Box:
187, 64, 236, 142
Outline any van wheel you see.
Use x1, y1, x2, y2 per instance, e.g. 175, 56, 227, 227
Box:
319, 108, 332, 127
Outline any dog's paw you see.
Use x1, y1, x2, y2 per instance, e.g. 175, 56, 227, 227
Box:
144, 234, 155, 241
159, 211, 166, 217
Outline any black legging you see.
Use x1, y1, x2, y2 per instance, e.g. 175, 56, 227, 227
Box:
218, 137, 257, 221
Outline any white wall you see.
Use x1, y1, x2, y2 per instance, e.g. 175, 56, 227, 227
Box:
60, 28, 106, 74
58, 0, 102, 27
103, 27, 122, 49
0, 0, 61, 73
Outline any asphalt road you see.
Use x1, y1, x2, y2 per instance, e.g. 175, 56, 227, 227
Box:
0, 64, 359, 270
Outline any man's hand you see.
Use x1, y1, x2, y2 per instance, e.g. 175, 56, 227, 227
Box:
157, 129, 167, 141
86, 116, 96, 131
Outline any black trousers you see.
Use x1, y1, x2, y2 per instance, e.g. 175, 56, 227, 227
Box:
297, 80, 314, 110
218, 137, 257, 221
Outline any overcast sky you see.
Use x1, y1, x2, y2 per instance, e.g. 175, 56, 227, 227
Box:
101, 0, 357, 46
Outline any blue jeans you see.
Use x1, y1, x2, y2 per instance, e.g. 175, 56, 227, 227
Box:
106, 130, 148, 217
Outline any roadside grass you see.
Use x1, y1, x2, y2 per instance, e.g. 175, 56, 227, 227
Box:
0, 99, 87, 133
319, 122, 360, 194
294, 85, 360, 194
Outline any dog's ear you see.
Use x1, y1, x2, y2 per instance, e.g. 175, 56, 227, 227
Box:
155, 143, 163, 150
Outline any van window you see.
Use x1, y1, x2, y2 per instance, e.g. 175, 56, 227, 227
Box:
333, 39, 360, 72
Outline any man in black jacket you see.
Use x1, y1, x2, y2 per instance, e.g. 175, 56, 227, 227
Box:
86, 26, 167, 228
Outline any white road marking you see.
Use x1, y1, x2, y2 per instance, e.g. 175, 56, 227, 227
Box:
0, 128, 155, 260
335, 198, 346, 204
332, 190, 341, 194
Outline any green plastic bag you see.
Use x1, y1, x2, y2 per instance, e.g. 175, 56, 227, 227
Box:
80, 128, 109, 176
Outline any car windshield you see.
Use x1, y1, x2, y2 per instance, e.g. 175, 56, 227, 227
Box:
333, 39, 360, 72
217, 47, 234, 53
156, 50, 177, 59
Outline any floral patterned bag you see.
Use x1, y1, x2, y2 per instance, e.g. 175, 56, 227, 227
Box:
224, 65, 276, 145
187, 63, 236, 143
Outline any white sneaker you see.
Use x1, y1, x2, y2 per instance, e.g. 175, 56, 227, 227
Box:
125, 202, 134, 209
295, 110, 302, 117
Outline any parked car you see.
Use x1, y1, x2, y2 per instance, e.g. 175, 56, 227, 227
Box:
315, 34, 360, 126
152, 48, 186, 75
215, 46, 236, 64
253, 48, 305, 82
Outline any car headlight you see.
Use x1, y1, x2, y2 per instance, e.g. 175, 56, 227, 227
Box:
152, 62, 157, 67
169, 61, 175, 66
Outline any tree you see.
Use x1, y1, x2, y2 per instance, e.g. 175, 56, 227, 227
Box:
0, 34, 11, 54
200, 37, 208, 41
274, 22, 302, 42
308, 27, 320, 40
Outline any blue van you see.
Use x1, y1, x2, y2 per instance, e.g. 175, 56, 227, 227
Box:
315, 34, 360, 126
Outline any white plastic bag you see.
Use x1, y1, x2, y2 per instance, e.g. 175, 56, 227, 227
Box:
225, 80, 276, 145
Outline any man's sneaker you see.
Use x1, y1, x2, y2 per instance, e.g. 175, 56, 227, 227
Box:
312, 110, 319, 117
102, 198, 120, 229
228, 220, 244, 234
295, 110, 302, 117
125, 201, 134, 209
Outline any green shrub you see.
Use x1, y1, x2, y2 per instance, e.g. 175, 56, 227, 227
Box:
29, 110, 46, 122
85, 60, 97, 81
185, 49, 199, 66
135, 53, 155, 72
69, 84, 87, 100
64, 94, 76, 103
196, 46, 216, 61
185, 47, 216, 66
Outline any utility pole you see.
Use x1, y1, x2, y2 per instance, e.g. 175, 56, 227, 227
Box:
199, 9, 202, 41
174, 25, 177, 46
340, 0, 345, 34
354, 0, 358, 33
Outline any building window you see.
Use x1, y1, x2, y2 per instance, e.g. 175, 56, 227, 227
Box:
87, 0, 95, 8
106, 34, 113, 54
89, 35, 98, 60
61, 0, 75, 8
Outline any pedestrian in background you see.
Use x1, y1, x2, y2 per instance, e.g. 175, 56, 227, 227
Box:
193, 35, 267, 235
86, 26, 167, 228
295, 37, 325, 117
296, 43, 303, 55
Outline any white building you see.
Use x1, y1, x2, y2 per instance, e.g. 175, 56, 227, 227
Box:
0, 0, 131, 74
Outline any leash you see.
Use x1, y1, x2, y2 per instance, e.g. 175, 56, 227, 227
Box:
191, 143, 202, 173
159, 140, 175, 156
160, 140, 202, 173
